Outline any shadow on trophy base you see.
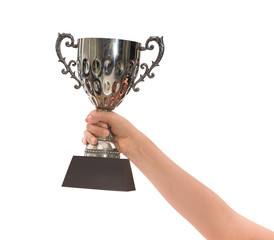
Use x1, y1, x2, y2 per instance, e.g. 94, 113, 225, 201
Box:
62, 156, 135, 191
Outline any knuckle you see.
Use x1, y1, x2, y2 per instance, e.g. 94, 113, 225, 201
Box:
91, 110, 97, 117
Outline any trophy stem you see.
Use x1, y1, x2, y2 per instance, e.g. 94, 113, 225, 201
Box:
85, 109, 120, 158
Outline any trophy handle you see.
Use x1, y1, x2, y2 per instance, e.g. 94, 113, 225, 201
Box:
131, 36, 165, 92
55, 33, 81, 89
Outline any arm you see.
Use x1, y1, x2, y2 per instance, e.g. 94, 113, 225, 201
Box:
84, 110, 274, 240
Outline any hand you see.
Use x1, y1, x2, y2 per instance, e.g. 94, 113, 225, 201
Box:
83, 110, 139, 158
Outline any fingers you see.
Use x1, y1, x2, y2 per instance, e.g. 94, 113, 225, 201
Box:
86, 124, 110, 138
83, 130, 98, 145
82, 137, 87, 145
85, 110, 117, 126
97, 121, 108, 129
82, 118, 110, 145
83, 110, 121, 146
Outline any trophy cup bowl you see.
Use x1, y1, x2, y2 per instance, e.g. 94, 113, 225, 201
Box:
56, 33, 164, 191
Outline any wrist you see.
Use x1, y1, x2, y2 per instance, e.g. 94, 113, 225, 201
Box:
125, 127, 145, 161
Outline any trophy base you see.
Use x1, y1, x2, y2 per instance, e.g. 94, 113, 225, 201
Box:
62, 156, 135, 191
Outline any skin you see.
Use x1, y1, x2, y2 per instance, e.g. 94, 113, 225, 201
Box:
83, 110, 274, 240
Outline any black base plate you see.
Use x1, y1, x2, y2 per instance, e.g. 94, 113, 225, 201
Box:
62, 156, 135, 191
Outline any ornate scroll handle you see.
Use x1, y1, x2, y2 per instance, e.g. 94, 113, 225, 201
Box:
55, 33, 81, 89
131, 36, 165, 92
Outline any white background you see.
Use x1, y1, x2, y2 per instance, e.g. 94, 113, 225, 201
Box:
0, 0, 273, 239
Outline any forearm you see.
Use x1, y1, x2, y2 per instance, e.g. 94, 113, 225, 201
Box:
85, 111, 274, 239
127, 131, 252, 239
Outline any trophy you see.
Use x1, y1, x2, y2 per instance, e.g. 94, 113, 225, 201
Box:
56, 33, 164, 191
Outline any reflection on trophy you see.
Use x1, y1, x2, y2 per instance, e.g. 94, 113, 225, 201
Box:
56, 33, 164, 191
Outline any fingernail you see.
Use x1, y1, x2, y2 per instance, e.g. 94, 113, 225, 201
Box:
91, 137, 96, 144
82, 138, 87, 145
103, 129, 109, 136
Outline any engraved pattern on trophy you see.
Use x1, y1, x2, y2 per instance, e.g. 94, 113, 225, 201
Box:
131, 36, 165, 92
78, 38, 141, 111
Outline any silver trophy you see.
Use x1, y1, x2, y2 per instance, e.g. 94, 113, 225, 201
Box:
56, 33, 164, 191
